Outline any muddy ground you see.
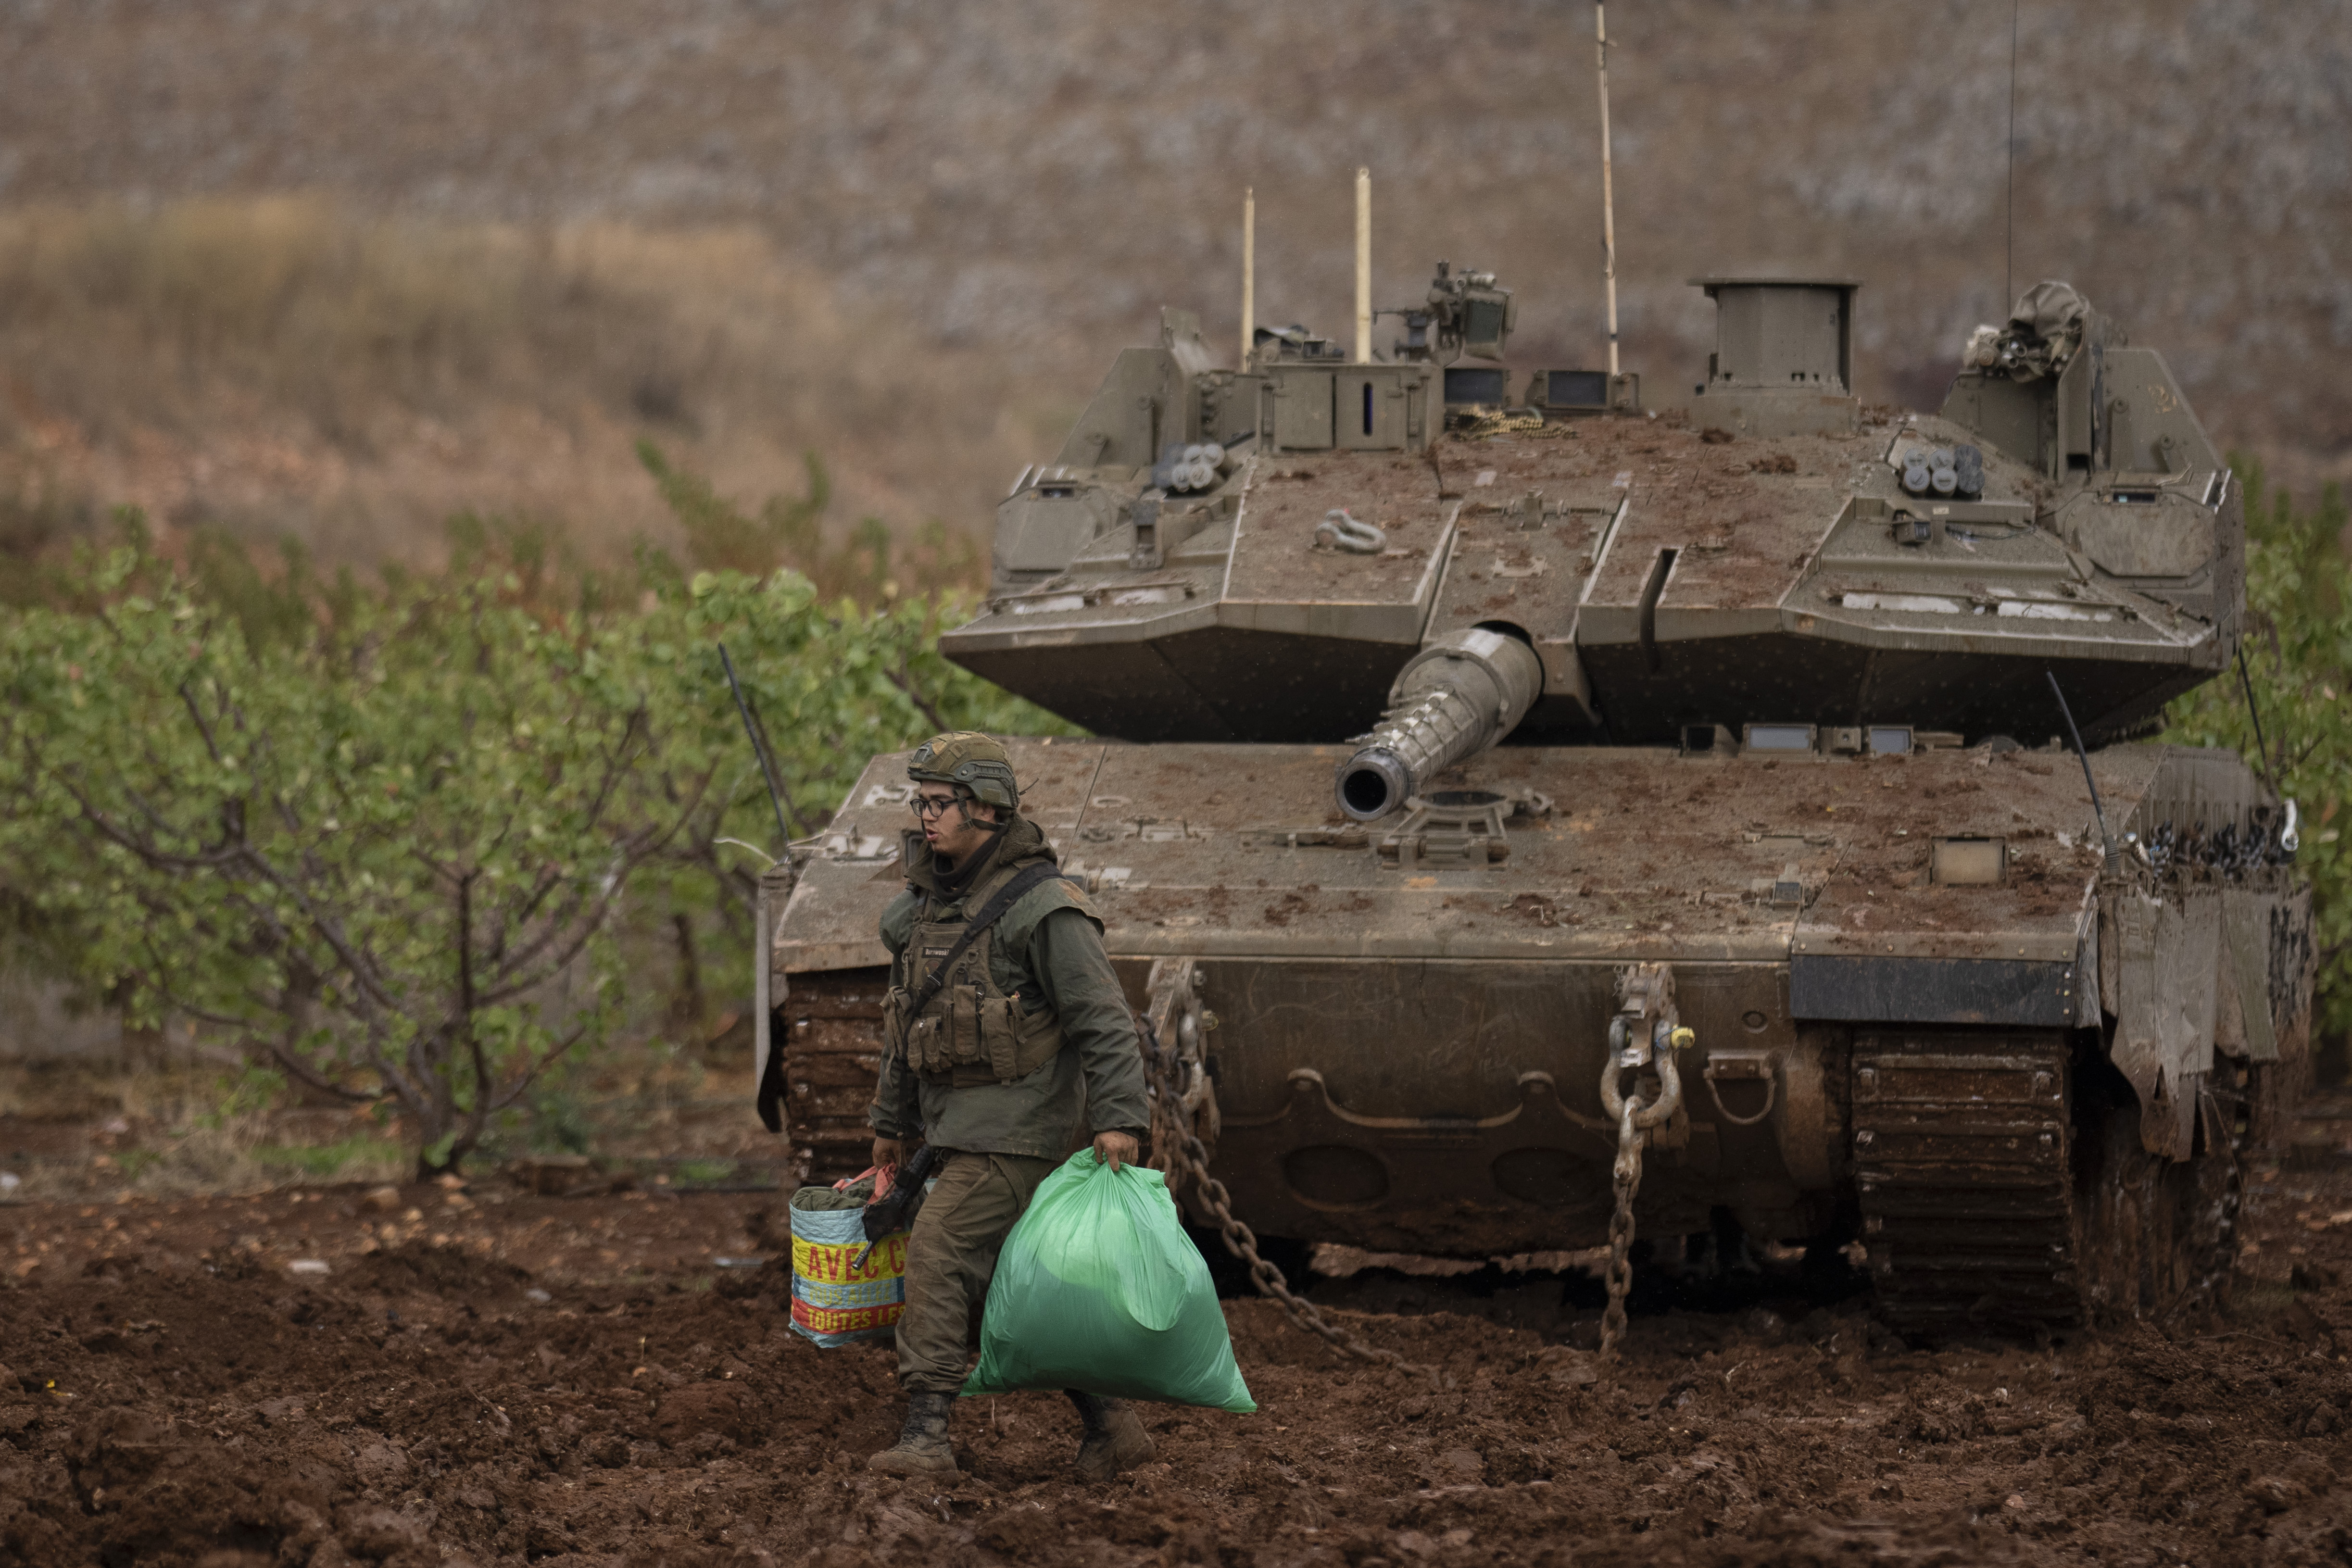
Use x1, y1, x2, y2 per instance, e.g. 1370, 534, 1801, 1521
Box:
6, 1159, 2352, 1568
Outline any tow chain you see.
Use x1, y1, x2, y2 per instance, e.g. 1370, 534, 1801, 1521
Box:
1139, 959, 1690, 1374
1596, 964, 1692, 1361
1134, 996, 1432, 1381
1599, 1095, 1646, 1359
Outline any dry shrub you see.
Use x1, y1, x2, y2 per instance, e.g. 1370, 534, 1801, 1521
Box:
0, 200, 1060, 579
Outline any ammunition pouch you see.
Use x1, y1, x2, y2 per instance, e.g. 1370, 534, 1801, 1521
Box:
884, 863, 1070, 1086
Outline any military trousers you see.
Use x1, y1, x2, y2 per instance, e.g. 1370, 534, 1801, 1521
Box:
895, 1149, 1059, 1393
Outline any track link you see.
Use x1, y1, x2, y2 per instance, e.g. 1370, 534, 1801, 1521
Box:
1852, 1030, 2079, 1336
775, 966, 892, 1185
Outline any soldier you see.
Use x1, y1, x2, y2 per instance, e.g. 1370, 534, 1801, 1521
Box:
865, 731, 1158, 1480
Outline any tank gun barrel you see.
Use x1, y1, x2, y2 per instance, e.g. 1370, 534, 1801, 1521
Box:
1334, 628, 1543, 821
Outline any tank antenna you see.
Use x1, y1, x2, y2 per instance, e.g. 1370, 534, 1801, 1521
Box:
2004, 0, 2019, 309
2237, 643, 2277, 784
1242, 186, 1256, 370
719, 643, 796, 847
1354, 167, 1372, 364
1596, 2, 1621, 379
2047, 670, 2120, 871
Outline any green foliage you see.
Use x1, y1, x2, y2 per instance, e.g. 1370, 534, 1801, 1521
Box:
636, 440, 981, 603
640, 440, 831, 581
662, 564, 1075, 1014
112, 1148, 164, 1182
0, 539, 700, 1171
522, 1083, 596, 1155
681, 567, 1061, 844
0, 464, 1073, 1172
2163, 463, 2352, 1041
210, 1066, 291, 1126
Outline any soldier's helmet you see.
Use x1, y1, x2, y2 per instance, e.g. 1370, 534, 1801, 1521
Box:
907, 732, 1020, 810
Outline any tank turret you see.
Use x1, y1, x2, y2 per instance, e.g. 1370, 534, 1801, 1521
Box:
942, 271, 2242, 757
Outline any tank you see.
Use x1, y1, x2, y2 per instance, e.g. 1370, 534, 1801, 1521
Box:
756, 266, 2315, 1335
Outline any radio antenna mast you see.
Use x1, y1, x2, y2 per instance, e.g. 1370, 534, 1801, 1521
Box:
1241, 186, 1256, 370
2004, 0, 2019, 308
1596, 2, 1621, 378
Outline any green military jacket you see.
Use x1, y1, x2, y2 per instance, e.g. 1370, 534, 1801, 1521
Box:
868, 815, 1151, 1159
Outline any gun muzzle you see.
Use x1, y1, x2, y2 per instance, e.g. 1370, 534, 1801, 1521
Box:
1335, 628, 1543, 821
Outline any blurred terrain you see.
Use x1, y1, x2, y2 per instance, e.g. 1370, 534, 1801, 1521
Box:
1, 0, 2347, 570
0, 202, 1052, 573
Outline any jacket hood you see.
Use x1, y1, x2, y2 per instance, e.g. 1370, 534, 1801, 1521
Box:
897, 814, 1057, 903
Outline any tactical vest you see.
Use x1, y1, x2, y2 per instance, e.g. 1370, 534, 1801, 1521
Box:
884, 859, 1068, 1087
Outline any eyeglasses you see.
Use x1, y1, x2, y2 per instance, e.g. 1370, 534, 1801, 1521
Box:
910, 794, 961, 820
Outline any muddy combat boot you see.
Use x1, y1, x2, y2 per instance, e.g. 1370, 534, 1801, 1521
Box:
868, 1390, 958, 1476
1066, 1390, 1154, 1481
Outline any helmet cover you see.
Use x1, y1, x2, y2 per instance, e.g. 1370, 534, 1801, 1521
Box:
906, 731, 1019, 810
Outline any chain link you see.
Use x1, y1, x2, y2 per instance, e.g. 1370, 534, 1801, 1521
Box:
1600, 1099, 1645, 1360
1594, 967, 1687, 1364
1459, 409, 1547, 439
1138, 1016, 1433, 1381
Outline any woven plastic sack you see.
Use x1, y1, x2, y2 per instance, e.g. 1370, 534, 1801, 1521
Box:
961, 1148, 1255, 1412
788, 1172, 906, 1347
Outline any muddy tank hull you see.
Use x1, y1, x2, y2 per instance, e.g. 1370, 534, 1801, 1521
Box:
762, 737, 2312, 1331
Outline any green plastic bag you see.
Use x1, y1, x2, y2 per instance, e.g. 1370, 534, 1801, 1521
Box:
961, 1148, 1256, 1412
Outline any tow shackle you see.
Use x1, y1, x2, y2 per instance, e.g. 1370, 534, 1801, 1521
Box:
1599, 1016, 1693, 1129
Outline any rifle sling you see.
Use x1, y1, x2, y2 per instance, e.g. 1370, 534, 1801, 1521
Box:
902, 861, 1072, 1025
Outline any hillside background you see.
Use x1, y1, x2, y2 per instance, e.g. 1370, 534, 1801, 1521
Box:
1, 0, 2347, 571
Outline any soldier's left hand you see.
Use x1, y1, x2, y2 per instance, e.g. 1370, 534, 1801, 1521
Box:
1093, 1130, 1140, 1172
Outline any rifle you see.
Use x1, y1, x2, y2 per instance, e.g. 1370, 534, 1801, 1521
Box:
850, 1142, 940, 1269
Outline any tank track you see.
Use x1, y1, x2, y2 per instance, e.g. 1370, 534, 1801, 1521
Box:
1851, 1030, 2081, 1336
773, 966, 893, 1186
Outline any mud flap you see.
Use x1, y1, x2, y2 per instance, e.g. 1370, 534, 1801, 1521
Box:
2110, 886, 2218, 1160
757, 1037, 789, 1135
2220, 889, 2282, 1065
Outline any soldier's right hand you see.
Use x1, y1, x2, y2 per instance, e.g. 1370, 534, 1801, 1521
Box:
871, 1137, 905, 1172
